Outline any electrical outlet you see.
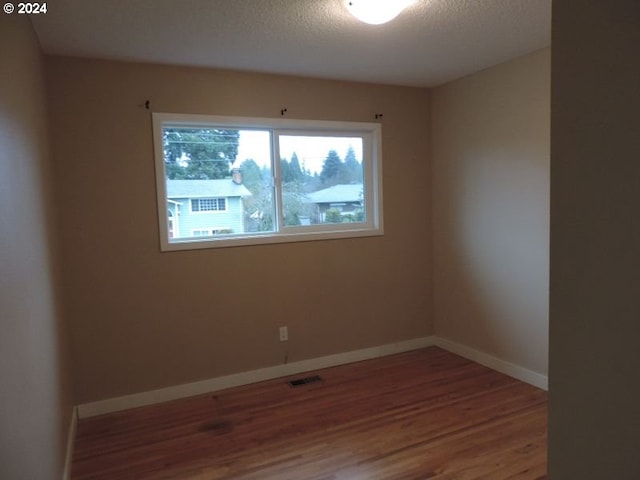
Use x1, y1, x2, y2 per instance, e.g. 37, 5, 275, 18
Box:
279, 326, 288, 342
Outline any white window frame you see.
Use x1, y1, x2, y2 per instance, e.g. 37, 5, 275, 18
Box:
153, 113, 384, 251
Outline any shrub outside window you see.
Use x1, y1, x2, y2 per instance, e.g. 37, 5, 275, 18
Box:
153, 113, 383, 251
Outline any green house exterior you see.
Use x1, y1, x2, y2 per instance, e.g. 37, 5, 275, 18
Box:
166, 179, 252, 239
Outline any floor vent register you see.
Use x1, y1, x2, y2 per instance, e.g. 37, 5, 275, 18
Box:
287, 375, 323, 387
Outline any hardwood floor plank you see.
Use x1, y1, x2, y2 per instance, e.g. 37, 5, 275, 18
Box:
72, 347, 547, 479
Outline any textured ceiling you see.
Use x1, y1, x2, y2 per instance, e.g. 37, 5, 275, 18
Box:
31, 0, 551, 87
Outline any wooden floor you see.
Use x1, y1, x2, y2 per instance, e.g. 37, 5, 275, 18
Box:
72, 347, 548, 479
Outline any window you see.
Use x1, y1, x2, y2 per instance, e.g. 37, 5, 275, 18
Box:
153, 113, 383, 251
192, 228, 232, 236
191, 198, 227, 213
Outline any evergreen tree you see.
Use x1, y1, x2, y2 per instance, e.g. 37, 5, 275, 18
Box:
281, 153, 305, 184
320, 150, 343, 186
342, 146, 363, 183
163, 128, 239, 179
289, 153, 304, 182
281, 158, 293, 183
240, 159, 274, 233
239, 159, 263, 193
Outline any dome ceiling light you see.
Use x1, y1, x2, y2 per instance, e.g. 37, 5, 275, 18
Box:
344, 0, 416, 25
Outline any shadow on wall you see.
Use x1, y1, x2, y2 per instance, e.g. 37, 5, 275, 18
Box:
431, 48, 550, 377
433, 145, 549, 374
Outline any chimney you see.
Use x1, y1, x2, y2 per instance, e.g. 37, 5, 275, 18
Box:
232, 168, 242, 185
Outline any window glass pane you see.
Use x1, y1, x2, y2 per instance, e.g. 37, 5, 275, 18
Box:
236, 130, 274, 233
278, 135, 365, 226
162, 127, 274, 240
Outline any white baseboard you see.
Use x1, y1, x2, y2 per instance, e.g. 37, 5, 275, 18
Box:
62, 406, 77, 480
77, 336, 436, 418
77, 335, 547, 418
432, 336, 548, 390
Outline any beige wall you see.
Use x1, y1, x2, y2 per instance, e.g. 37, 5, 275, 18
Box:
10, 4, 640, 475
46, 57, 432, 404
431, 49, 550, 375
549, 1, 640, 477
0, 16, 73, 480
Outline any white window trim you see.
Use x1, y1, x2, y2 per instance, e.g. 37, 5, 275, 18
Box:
153, 113, 384, 251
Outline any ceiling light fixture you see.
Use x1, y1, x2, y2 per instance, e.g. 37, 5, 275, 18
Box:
345, 0, 415, 25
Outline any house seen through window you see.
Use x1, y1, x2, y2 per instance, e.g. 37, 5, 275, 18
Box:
153, 113, 383, 250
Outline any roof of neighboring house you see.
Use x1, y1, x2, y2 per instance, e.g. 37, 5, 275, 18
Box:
306, 184, 364, 204
166, 179, 252, 198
